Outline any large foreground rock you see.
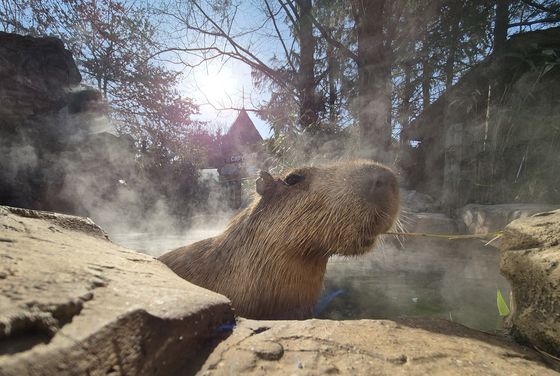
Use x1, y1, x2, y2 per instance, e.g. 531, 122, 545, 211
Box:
500, 209, 560, 358
198, 318, 556, 375
0, 206, 233, 376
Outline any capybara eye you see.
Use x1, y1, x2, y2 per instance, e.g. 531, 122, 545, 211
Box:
284, 173, 305, 186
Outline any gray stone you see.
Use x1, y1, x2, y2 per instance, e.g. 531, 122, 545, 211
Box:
500, 209, 560, 357
198, 318, 556, 375
0, 205, 234, 376
458, 204, 560, 235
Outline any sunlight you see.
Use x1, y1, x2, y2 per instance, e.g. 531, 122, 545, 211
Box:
196, 66, 240, 107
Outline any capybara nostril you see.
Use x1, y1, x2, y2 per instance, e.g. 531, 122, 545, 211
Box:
360, 168, 396, 202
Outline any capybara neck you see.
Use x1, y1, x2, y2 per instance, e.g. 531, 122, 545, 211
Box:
159, 159, 400, 319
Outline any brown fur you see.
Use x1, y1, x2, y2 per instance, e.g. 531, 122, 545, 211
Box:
158, 160, 399, 319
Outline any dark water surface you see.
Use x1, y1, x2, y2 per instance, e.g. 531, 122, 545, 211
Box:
111, 230, 510, 332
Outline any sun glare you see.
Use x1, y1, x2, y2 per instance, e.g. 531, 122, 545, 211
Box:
197, 68, 240, 107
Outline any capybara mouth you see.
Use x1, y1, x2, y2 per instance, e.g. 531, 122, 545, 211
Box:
334, 185, 400, 256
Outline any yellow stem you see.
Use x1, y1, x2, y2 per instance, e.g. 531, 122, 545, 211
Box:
384, 231, 504, 241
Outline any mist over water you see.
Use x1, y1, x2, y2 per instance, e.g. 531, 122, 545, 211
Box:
109, 215, 230, 257
320, 237, 510, 331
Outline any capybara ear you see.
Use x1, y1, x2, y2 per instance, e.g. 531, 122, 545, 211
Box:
256, 171, 275, 196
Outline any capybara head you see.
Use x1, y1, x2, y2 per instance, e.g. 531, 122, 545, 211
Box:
159, 159, 400, 319
246, 159, 400, 257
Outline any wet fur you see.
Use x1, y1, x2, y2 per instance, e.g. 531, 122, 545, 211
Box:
159, 160, 399, 319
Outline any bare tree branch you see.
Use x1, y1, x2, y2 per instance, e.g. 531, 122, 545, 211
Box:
520, 0, 560, 14
264, 0, 297, 72
508, 16, 560, 27
187, 0, 294, 93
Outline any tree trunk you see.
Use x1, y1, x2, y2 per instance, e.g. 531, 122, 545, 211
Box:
494, 0, 509, 53
444, 15, 460, 91
296, 0, 318, 131
326, 39, 338, 124
421, 23, 432, 110
352, 0, 391, 161
400, 51, 414, 145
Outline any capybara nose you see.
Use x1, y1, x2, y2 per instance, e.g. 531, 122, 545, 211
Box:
363, 169, 396, 200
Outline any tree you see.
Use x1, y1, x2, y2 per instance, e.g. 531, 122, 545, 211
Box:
494, 0, 510, 52
1, 0, 204, 167
350, 0, 392, 160
156, 0, 326, 133
0, 0, 217, 221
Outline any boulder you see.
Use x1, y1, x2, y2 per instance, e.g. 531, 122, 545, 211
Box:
0, 206, 234, 376
0, 32, 81, 122
197, 318, 556, 375
500, 209, 560, 358
458, 204, 560, 235
0, 33, 106, 213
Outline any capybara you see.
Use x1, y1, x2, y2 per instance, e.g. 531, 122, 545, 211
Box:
159, 160, 399, 319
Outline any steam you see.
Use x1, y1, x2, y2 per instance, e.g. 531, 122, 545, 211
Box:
0, 94, 233, 257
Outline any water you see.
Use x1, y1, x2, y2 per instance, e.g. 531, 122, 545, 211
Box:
110, 228, 510, 332
319, 237, 511, 331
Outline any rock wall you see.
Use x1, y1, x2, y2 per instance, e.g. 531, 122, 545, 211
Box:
0, 32, 81, 122
0, 32, 109, 213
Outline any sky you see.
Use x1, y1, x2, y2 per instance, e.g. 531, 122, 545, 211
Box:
181, 58, 273, 139
166, 0, 290, 140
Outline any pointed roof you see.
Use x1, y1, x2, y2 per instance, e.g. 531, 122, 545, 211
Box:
226, 108, 262, 147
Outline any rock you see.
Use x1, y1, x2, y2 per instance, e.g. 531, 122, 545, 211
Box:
400, 189, 437, 213
0, 32, 81, 122
458, 204, 560, 235
198, 318, 556, 375
500, 209, 560, 358
0, 206, 234, 376
0, 33, 106, 213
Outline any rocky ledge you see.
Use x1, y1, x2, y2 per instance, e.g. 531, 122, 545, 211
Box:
1, 205, 558, 375
198, 318, 556, 375
500, 208, 560, 358
0, 206, 233, 375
